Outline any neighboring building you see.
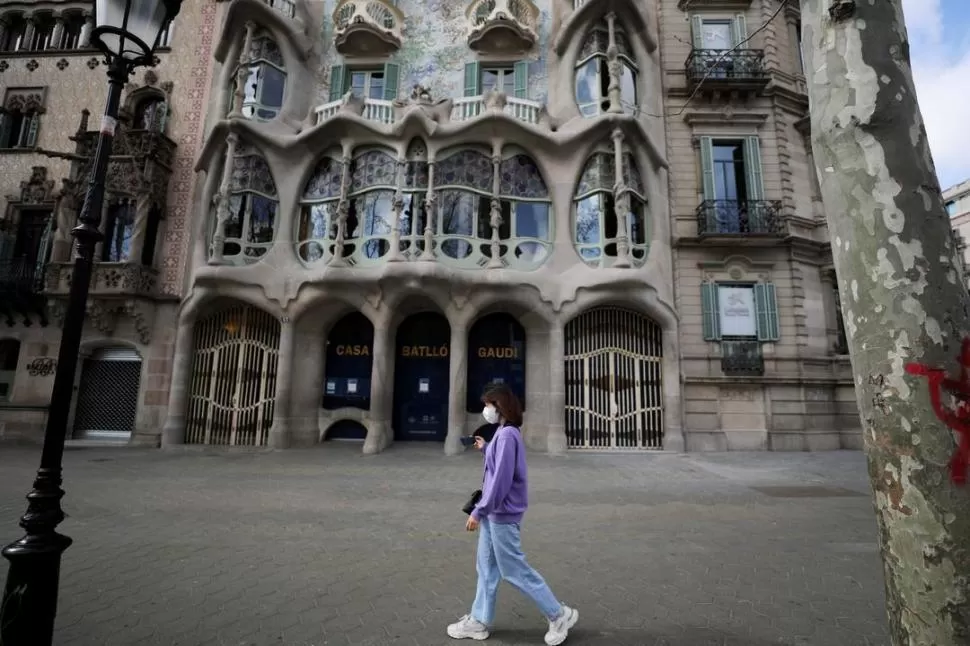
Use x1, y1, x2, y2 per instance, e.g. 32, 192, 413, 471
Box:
0, 0, 219, 443
4, 0, 860, 454
946, 178, 970, 283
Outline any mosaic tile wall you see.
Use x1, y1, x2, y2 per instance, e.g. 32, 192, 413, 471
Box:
316, 0, 552, 105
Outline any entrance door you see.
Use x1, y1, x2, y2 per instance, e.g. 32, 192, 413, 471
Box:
564, 307, 664, 450
393, 312, 450, 441
73, 346, 142, 440
467, 311, 526, 411
323, 311, 374, 441
185, 304, 280, 446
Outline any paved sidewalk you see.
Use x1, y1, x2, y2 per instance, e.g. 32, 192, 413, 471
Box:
0, 444, 889, 646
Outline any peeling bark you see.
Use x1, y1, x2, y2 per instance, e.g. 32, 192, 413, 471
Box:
800, 1, 970, 644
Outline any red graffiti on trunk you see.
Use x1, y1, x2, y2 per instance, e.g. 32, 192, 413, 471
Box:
905, 339, 970, 485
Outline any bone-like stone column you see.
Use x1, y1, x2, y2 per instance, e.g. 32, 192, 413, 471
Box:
419, 156, 437, 261
611, 127, 632, 268
546, 321, 568, 454
364, 315, 393, 454
486, 147, 504, 269
161, 319, 196, 447
444, 321, 469, 456
268, 317, 294, 449
209, 132, 239, 264
605, 12, 624, 115
229, 23, 255, 119
386, 156, 406, 262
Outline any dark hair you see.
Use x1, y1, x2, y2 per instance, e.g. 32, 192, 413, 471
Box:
481, 383, 523, 427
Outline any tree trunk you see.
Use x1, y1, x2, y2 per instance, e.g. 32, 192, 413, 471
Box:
800, 1, 970, 644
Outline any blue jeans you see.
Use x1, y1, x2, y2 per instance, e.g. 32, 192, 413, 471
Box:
471, 518, 563, 625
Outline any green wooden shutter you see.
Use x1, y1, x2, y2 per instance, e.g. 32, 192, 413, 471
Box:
0, 113, 10, 148
34, 213, 54, 279
754, 283, 780, 341
463, 61, 481, 97
382, 61, 400, 101
699, 136, 715, 201
732, 14, 748, 47
744, 136, 764, 200
24, 113, 40, 148
701, 282, 721, 341
153, 101, 169, 133
691, 16, 704, 49
329, 65, 346, 102
513, 60, 529, 99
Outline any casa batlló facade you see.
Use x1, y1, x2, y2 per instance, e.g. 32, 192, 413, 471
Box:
1, 0, 860, 455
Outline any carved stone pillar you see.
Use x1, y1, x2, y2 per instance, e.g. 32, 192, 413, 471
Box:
328, 155, 352, 266
611, 128, 632, 268
51, 186, 76, 262
486, 150, 503, 269
419, 158, 437, 261
604, 13, 623, 114
546, 321, 567, 454
161, 319, 195, 447
79, 12, 94, 48
386, 156, 406, 262
229, 23, 255, 118
22, 16, 36, 50
444, 322, 469, 456
364, 316, 393, 454
93, 197, 111, 262
126, 191, 153, 265
50, 14, 65, 50
268, 317, 294, 449
209, 132, 239, 265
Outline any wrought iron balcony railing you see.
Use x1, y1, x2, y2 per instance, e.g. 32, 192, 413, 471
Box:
721, 339, 764, 376
0, 258, 45, 297
696, 200, 784, 236
685, 49, 768, 86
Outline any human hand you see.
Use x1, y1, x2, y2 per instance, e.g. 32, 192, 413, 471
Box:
474, 436, 486, 450
466, 515, 480, 532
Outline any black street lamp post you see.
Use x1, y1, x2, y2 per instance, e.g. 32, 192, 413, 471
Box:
1, 1, 182, 644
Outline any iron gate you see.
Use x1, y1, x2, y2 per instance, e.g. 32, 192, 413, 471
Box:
73, 347, 142, 439
185, 304, 280, 446
564, 307, 664, 449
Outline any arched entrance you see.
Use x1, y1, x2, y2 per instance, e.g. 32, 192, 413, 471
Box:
393, 311, 450, 441
323, 311, 374, 412
185, 303, 280, 446
467, 313, 526, 441
73, 346, 142, 440
564, 307, 664, 449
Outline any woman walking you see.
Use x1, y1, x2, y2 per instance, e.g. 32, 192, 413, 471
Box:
448, 384, 579, 645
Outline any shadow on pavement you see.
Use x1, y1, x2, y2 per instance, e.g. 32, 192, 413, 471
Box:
474, 626, 793, 646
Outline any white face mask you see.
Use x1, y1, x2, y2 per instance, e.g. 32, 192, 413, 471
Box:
482, 404, 500, 425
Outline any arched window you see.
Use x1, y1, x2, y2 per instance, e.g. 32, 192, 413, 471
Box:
0, 105, 40, 150
0, 339, 20, 403
0, 14, 28, 52
29, 12, 56, 50
346, 148, 397, 262
435, 148, 552, 270
574, 150, 649, 266
61, 11, 85, 49
133, 95, 167, 132
239, 33, 286, 121
298, 148, 344, 264
217, 144, 278, 264
575, 19, 639, 117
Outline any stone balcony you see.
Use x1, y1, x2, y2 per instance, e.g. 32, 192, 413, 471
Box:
314, 89, 543, 127
333, 0, 404, 56
0, 259, 47, 326
45, 262, 163, 344
466, 0, 539, 55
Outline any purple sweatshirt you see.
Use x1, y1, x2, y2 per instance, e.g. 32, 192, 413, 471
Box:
471, 425, 528, 524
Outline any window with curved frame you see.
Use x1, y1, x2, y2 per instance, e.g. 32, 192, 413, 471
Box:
133, 95, 168, 132
298, 149, 345, 265
217, 145, 279, 264
399, 139, 430, 259
240, 34, 286, 121
345, 148, 398, 264
435, 148, 552, 270
574, 20, 639, 117
574, 150, 649, 266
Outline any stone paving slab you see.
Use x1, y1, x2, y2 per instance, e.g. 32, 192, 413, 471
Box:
0, 444, 889, 645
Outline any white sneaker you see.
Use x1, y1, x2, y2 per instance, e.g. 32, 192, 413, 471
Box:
544, 605, 578, 646
447, 614, 490, 640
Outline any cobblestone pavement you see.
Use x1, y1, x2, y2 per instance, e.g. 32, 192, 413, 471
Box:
0, 444, 889, 646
